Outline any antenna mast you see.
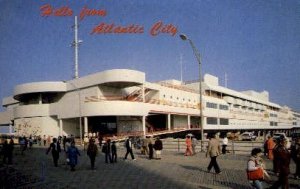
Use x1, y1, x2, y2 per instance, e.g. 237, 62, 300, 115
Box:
72, 16, 82, 79
225, 72, 228, 88
180, 53, 183, 83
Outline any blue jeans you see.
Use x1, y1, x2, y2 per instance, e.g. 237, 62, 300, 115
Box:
252, 180, 263, 189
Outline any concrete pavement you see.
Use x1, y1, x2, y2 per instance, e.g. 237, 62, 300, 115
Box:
1, 145, 299, 189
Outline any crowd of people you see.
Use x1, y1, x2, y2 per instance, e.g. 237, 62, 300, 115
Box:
1, 132, 299, 189
43, 135, 165, 171
247, 135, 300, 189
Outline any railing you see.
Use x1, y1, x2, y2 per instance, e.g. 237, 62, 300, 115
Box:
85, 95, 199, 109
157, 81, 198, 93
161, 139, 264, 155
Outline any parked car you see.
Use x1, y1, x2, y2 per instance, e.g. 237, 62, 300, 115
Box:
240, 132, 257, 141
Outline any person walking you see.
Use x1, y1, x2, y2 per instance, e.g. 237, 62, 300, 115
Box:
267, 135, 275, 160
222, 136, 228, 154
247, 148, 265, 189
270, 136, 291, 189
184, 135, 193, 156
206, 133, 221, 174
111, 141, 117, 163
43, 135, 47, 146
124, 137, 136, 160
291, 137, 300, 179
67, 141, 80, 171
83, 135, 89, 151
2, 139, 14, 164
87, 138, 98, 170
141, 137, 149, 155
153, 137, 163, 159
46, 138, 61, 167
103, 139, 113, 163
148, 136, 154, 160
7, 138, 14, 164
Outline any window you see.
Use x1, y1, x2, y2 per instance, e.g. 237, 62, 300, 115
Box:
219, 105, 229, 110
207, 117, 218, 125
220, 118, 229, 125
270, 113, 278, 117
206, 102, 218, 109
233, 104, 240, 108
270, 121, 278, 126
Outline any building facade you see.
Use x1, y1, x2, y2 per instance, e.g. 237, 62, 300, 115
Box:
0, 69, 299, 138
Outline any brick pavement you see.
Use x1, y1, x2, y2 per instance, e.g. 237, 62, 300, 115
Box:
2, 145, 299, 189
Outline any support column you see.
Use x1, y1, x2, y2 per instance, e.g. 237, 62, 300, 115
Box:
142, 116, 146, 136
187, 115, 191, 129
59, 119, 63, 136
84, 117, 88, 135
39, 93, 42, 104
9, 122, 13, 135
142, 84, 145, 103
168, 114, 171, 131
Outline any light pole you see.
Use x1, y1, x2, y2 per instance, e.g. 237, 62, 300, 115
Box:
180, 34, 204, 143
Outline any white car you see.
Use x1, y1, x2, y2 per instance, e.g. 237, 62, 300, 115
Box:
240, 132, 257, 141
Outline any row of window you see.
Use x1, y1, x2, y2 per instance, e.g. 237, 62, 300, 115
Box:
270, 113, 278, 117
293, 114, 300, 118
206, 102, 229, 110
206, 117, 229, 125
270, 121, 278, 126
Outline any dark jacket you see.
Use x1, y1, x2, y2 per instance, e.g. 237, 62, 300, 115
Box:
87, 143, 98, 157
125, 139, 133, 150
273, 144, 290, 175
153, 139, 163, 150
111, 143, 117, 153
46, 142, 61, 155
102, 142, 111, 153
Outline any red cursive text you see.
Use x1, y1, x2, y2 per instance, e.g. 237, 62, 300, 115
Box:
79, 6, 107, 20
91, 23, 144, 34
150, 21, 177, 36
40, 4, 73, 17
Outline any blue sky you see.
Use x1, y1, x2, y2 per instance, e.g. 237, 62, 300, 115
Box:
0, 0, 299, 111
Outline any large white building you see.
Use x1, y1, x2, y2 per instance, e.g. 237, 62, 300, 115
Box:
0, 69, 299, 138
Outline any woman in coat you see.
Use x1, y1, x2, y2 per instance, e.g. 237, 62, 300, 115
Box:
67, 141, 80, 171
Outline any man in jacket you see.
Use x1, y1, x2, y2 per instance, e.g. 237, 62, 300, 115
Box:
46, 138, 61, 167
270, 136, 291, 189
124, 137, 136, 160
206, 133, 221, 174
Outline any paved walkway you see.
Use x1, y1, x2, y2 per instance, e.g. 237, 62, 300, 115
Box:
1, 145, 299, 189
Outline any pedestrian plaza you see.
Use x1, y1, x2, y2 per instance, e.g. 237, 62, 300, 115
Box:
1, 145, 299, 189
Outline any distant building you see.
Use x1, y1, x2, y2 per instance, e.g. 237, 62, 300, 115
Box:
0, 69, 299, 138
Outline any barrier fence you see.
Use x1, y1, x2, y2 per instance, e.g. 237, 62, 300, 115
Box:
161, 139, 264, 155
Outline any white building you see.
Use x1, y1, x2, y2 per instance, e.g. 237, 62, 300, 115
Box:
0, 69, 299, 138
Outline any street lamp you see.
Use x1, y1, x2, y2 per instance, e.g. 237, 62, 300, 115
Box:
180, 34, 204, 143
